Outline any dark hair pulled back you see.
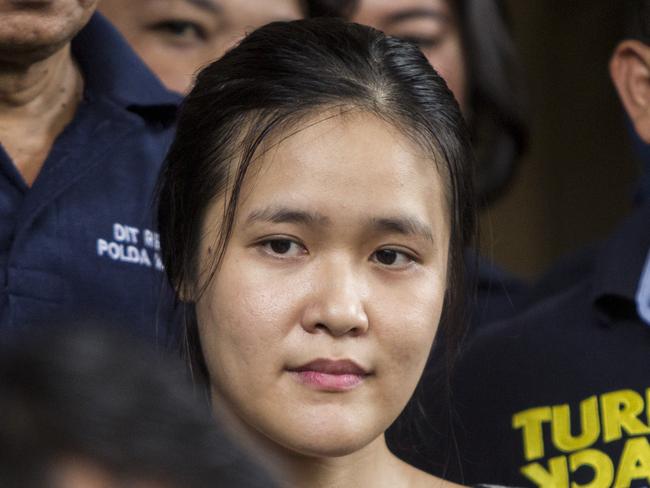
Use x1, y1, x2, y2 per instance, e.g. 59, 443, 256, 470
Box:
157, 18, 476, 382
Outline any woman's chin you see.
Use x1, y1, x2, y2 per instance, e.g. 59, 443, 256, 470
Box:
282, 437, 372, 458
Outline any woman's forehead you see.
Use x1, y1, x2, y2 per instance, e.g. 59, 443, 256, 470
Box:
229, 111, 449, 229
251, 111, 435, 182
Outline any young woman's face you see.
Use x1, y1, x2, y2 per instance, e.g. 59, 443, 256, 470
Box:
99, 0, 303, 93
352, 0, 467, 110
195, 111, 450, 457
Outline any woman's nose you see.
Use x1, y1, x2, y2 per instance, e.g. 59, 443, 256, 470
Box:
300, 262, 369, 337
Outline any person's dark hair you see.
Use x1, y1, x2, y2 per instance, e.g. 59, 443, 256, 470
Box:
0, 326, 274, 488
306, 0, 356, 17
157, 18, 475, 385
305, 0, 529, 204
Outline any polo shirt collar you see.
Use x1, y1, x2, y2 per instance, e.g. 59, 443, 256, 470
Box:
592, 202, 650, 323
71, 13, 180, 113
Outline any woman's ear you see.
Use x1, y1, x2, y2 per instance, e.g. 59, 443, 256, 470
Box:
175, 275, 197, 303
610, 39, 650, 143
177, 285, 194, 303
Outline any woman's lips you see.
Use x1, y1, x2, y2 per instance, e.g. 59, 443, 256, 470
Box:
287, 359, 369, 392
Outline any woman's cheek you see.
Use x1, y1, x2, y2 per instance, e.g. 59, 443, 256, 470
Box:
209, 259, 306, 346
375, 275, 444, 370
197, 287, 276, 399
368, 280, 443, 416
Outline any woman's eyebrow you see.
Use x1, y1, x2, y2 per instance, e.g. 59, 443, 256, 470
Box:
244, 207, 433, 241
383, 9, 449, 27
368, 216, 434, 243
244, 206, 330, 226
184, 0, 222, 14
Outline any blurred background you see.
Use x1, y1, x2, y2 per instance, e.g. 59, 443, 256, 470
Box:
483, 0, 639, 279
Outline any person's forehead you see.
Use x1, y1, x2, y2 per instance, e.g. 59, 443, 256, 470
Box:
245, 111, 442, 202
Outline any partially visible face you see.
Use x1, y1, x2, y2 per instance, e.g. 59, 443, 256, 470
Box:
99, 0, 303, 93
195, 111, 450, 458
352, 0, 467, 110
0, 0, 98, 63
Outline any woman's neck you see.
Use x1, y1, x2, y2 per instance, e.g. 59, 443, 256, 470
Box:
211, 389, 463, 487
216, 407, 456, 488
277, 435, 412, 488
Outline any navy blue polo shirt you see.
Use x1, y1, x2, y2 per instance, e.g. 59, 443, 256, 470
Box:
0, 14, 181, 342
420, 203, 650, 487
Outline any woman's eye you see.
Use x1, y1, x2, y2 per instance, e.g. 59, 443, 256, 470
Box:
261, 239, 305, 257
151, 20, 207, 43
372, 249, 415, 268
